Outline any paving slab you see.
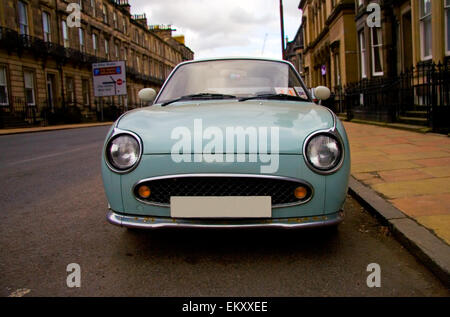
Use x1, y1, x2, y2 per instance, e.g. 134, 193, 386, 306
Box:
344, 121, 450, 287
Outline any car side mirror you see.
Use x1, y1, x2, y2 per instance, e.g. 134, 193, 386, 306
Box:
314, 86, 331, 101
138, 88, 157, 103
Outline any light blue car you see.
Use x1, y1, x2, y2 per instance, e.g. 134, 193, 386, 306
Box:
102, 57, 350, 229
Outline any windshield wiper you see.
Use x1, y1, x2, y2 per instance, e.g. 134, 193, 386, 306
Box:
161, 93, 237, 107
238, 93, 308, 102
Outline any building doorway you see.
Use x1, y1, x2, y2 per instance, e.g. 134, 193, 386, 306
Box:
401, 11, 413, 72
46, 74, 56, 112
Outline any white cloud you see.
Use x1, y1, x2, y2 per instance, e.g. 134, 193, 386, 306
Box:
129, 0, 302, 59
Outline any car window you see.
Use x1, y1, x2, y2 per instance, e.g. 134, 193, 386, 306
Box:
156, 59, 311, 104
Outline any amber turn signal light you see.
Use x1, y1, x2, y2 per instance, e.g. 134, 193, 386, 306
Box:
294, 186, 307, 199
138, 185, 151, 198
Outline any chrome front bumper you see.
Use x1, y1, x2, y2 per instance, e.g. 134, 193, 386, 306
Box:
106, 209, 344, 229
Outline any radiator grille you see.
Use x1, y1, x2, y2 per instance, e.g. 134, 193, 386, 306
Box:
133, 175, 313, 207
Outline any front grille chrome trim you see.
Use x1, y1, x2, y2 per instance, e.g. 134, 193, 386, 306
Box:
132, 173, 314, 209
107, 209, 344, 229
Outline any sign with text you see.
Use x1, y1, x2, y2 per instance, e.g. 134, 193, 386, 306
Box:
92, 61, 127, 97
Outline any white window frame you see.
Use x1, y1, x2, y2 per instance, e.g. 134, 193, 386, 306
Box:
42, 12, 51, 42
18, 1, 29, 35
79, 28, 85, 52
445, 0, 450, 56
92, 33, 98, 54
102, 4, 108, 24
359, 30, 367, 79
334, 52, 341, 87
0, 66, 9, 106
23, 71, 35, 106
113, 12, 118, 29
62, 20, 69, 48
104, 39, 109, 58
419, 0, 432, 60
91, 0, 96, 17
114, 43, 119, 59
371, 28, 384, 76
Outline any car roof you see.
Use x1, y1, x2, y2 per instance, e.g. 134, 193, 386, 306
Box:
179, 56, 292, 66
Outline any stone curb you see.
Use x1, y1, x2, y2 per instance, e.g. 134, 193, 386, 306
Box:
0, 122, 114, 135
348, 176, 450, 288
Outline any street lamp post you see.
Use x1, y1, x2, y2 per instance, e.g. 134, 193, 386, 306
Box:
280, 0, 285, 60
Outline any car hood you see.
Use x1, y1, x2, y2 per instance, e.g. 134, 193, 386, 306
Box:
116, 100, 334, 154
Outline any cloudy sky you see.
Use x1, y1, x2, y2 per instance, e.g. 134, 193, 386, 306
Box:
129, 0, 303, 59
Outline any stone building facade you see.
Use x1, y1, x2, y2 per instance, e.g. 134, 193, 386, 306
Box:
0, 0, 194, 126
298, 0, 358, 92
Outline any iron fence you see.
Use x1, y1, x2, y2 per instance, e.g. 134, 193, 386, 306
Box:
0, 97, 39, 128
343, 61, 450, 133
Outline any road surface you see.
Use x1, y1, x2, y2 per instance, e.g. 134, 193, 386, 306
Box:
0, 126, 448, 296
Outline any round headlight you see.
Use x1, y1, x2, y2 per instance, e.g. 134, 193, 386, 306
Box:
106, 134, 141, 171
305, 134, 342, 172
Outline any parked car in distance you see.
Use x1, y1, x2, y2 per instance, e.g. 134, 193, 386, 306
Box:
102, 57, 350, 230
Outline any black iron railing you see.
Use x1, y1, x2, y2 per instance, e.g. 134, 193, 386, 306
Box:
0, 27, 108, 66
343, 60, 450, 133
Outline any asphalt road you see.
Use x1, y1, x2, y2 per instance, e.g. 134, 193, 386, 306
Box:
0, 126, 448, 297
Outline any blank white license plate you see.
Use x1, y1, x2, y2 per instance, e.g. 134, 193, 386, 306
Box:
170, 196, 271, 218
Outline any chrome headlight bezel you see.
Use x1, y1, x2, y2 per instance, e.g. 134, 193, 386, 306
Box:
303, 130, 344, 175
104, 129, 143, 174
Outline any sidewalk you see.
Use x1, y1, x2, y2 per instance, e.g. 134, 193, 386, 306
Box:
344, 121, 450, 245
0, 122, 113, 135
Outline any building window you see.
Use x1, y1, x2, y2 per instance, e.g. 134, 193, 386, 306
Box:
62, 20, 69, 48
334, 53, 340, 87
114, 43, 119, 59
113, 12, 118, 29
102, 4, 108, 24
78, 0, 83, 11
18, 1, 29, 35
79, 28, 85, 52
0, 66, 9, 105
92, 33, 98, 54
66, 77, 75, 104
123, 47, 127, 61
91, 0, 96, 17
371, 28, 383, 76
24, 71, 35, 106
105, 39, 109, 57
82, 79, 90, 106
445, 0, 450, 55
419, 0, 432, 60
42, 12, 51, 42
123, 19, 127, 34
136, 56, 140, 72
359, 30, 367, 78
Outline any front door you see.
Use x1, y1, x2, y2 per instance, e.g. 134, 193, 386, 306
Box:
402, 11, 413, 72
46, 74, 55, 112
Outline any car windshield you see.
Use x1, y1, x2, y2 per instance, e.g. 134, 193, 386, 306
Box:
155, 59, 311, 104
